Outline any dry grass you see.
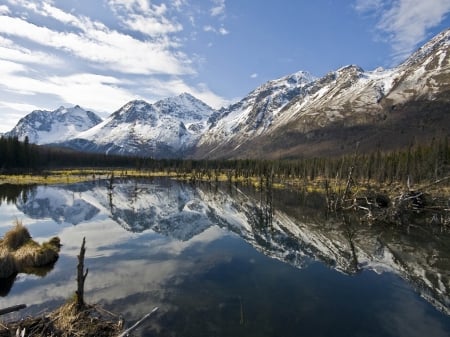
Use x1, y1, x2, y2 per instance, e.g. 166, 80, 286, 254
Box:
0, 221, 60, 279
1, 220, 31, 251
0, 247, 15, 278
1, 297, 123, 337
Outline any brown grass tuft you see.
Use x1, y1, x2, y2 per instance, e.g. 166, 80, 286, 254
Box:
0, 221, 60, 279
2, 219, 31, 251
14, 241, 59, 270
0, 247, 15, 278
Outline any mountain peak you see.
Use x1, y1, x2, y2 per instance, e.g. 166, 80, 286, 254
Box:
402, 27, 450, 67
5, 105, 102, 145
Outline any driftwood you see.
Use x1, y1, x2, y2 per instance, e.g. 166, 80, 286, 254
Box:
327, 169, 449, 227
116, 307, 158, 337
0, 304, 26, 316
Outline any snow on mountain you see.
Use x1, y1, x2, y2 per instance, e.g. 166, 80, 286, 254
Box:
4, 29, 449, 159
197, 71, 316, 152
195, 28, 450, 159
273, 27, 450, 132
65, 93, 215, 158
4, 105, 102, 145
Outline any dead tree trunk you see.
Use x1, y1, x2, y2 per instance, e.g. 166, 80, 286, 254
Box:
76, 237, 89, 311
0, 304, 26, 316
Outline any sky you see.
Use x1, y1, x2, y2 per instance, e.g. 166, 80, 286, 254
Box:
0, 0, 450, 133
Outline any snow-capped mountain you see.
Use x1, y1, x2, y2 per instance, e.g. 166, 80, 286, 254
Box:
197, 71, 315, 154
195, 28, 450, 159
60, 93, 215, 158
4, 105, 102, 145
4, 28, 450, 159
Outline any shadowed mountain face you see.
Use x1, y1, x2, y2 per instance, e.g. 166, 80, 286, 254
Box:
5, 29, 450, 159
194, 29, 450, 159
4, 179, 449, 314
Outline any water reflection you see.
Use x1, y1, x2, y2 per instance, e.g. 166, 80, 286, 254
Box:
0, 180, 449, 336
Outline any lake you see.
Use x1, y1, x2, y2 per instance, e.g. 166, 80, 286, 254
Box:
0, 178, 449, 337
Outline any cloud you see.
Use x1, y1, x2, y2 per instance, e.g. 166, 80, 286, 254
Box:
0, 0, 230, 131
203, 24, 229, 35
0, 60, 138, 113
0, 5, 10, 14
0, 102, 39, 132
0, 101, 42, 112
0, 2, 192, 75
108, 0, 183, 37
355, 0, 450, 62
250, 73, 258, 79
210, 0, 226, 17
0, 36, 63, 67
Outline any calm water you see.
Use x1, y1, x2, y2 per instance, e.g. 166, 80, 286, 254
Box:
0, 178, 449, 337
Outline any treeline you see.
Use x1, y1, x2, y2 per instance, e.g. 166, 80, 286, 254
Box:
1, 135, 448, 185
0, 136, 139, 171
139, 138, 450, 186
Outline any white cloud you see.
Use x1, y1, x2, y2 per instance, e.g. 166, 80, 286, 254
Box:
203, 24, 229, 35
210, 0, 226, 17
172, 0, 187, 11
0, 14, 191, 75
250, 73, 258, 79
0, 61, 137, 114
0, 101, 42, 113
0, 0, 231, 131
354, 0, 384, 13
122, 13, 182, 36
0, 36, 63, 67
203, 25, 214, 32
0, 5, 10, 15
355, 0, 450, 62
218, 27, 229, 35
108, 0, 183, 37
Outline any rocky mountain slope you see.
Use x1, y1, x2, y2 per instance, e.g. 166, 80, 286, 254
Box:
194, 28, 450, 159
4, 105, 102, 145
59, 93, 214, 158
4, 28, 450, 159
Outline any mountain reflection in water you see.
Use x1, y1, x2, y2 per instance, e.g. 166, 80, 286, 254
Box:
0, 179, 449, 337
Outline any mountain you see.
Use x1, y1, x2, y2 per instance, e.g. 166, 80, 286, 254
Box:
197, 71, 315, 155
194, 28, 450, 159
59, 93, 215, 158
4, 105, 102, 145
4, 29, 450, 159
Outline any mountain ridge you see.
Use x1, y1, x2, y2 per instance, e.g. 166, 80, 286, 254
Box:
4, 28, 450, 159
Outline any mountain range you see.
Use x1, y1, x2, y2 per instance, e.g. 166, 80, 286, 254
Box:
4, 28, 450, 159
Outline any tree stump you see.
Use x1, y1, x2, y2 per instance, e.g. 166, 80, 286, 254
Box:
76, 237, 88, 311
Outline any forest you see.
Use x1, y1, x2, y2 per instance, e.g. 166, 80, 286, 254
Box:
0, 135, 449, 188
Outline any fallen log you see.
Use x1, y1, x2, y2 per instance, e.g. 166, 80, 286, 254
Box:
0, 304, 26, 316
116, 307, 159, 337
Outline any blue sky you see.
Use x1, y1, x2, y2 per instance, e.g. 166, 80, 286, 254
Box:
0, 0, 450, 132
